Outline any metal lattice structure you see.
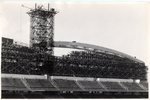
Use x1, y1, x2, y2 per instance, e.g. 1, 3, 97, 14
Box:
27, 4, 58, 55
1, 45, 54, 75
1, 37, 54, 75
1, 37, 148, 80
2, 45, 40, 75
53, 51, 147, 80
1, 4, 148, 80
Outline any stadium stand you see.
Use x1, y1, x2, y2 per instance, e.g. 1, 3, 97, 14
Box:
78, 80, 105, 91
53, 79, 81, 91
2, 77, 27, 91
25, 79, 56, 91
1, 75, 149, 98
101, 82, 125, 91
1, 3, 149, 98
1, 37, 148, 98
121, 82, 145, 92
140, 81, 148, 90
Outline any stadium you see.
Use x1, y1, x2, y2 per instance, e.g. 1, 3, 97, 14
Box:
1, 3, 148, 99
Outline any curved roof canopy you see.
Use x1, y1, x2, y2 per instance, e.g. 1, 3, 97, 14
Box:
54, 41, 144, 63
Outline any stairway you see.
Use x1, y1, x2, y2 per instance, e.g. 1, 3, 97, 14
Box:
20, 78, 31, 91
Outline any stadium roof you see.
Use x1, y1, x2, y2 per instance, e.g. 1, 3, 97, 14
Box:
54, 41, 144, 63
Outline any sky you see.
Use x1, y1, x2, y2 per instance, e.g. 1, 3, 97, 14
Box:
0, 1, 149, 66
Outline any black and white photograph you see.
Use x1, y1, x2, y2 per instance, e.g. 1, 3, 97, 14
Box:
1, 1, 149, 99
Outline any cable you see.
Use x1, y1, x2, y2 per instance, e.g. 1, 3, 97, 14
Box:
20, 5, 22, 44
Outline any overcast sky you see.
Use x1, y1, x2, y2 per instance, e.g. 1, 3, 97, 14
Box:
1, 1, 149, 66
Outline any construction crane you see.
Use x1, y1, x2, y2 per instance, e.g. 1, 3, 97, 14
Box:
22, 4, 33, 10
22, 3, 51, 11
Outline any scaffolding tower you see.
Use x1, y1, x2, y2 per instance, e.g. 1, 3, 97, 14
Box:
27, 4, 58, 55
